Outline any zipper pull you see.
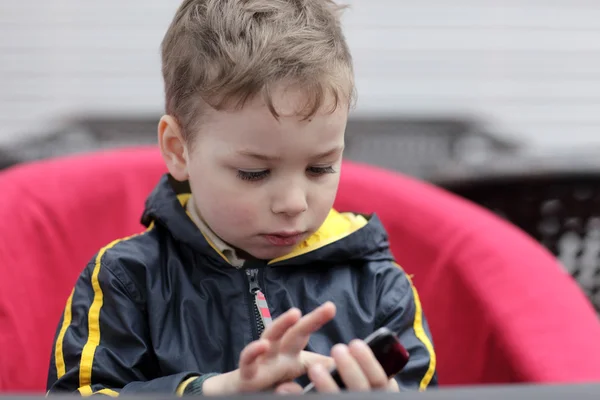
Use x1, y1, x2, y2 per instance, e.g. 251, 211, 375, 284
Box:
246, 269, 273, 329
247, 269, 261, 294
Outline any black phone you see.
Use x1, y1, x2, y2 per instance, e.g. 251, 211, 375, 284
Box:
300, 327, 410, 393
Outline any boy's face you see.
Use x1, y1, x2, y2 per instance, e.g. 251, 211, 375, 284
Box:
160, 86, 348, 260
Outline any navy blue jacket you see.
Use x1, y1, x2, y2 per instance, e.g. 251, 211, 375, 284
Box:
47, 174, 437, 395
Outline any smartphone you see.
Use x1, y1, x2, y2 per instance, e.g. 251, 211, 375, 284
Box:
300, 327, 410, 393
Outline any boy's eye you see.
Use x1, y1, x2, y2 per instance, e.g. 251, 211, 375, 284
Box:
237, 170, 270, 181
307, 166, 336, 176
237, 166, 336, 181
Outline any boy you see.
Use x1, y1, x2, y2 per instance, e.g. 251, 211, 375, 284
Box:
47, 0, 437, 395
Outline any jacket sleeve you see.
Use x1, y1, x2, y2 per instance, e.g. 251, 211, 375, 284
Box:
46, 255, 208, 396
375, 262, 438, 391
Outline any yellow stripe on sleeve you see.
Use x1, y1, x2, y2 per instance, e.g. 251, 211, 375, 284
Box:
393, 262, 436, 391
55, 289, 75, 378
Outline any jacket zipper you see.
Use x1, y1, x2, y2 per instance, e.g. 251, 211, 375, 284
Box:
246, 268, 272, 338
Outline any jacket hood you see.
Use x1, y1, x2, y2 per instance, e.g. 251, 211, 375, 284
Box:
141, 174, 395, 268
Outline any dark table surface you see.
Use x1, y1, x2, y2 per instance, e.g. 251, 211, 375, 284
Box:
4, 384, 600, 399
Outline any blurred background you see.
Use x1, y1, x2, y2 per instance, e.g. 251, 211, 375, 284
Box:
3, 1, 600, 159
2, 0, 600, 311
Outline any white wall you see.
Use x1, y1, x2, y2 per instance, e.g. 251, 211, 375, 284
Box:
2, 0, 600, 150
0, 0, 176, 145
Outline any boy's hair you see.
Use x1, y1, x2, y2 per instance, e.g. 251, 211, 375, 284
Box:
161, 0, 355, 139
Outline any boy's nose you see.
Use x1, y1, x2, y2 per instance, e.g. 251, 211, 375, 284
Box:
271, 187, 308, 216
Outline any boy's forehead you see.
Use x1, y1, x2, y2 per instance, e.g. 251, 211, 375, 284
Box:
199, 87, 348, 145
199, 101, 347, 159
237, 84, 345, 119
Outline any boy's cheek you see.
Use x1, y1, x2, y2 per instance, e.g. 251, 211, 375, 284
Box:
207, 199, 260, 231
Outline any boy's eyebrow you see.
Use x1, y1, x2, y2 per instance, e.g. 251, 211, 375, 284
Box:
237, 151, 281, 161
238, 146, 344, 161
311, 145, 345, 160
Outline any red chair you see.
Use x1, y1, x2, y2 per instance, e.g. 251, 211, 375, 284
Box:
1, 146, 600, 393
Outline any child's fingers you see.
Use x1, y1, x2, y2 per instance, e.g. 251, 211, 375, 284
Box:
387, 377, 400, 392
347, 339, 389, 390
330, 344, 370, 391
307, 363, 341, 393
260, 307, 302, 342
300, 350, 335, 370
238, 339, 270, 379
274, 381, 303, 394
279, 302, 336, 354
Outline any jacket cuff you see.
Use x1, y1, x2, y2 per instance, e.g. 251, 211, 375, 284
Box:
180, 373, 220, 396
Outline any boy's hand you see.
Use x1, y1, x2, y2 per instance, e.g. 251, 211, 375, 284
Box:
202, 302, 336, 395
299, 350, 335, 370
275, 339, 400, 394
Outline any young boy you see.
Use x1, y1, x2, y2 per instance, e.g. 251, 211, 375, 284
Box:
47, 0, 437, 395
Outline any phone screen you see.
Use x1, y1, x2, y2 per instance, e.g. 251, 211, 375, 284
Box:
368, 329, 410, 377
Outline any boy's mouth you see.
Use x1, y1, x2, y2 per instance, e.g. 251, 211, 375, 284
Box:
262, 231, 305, 247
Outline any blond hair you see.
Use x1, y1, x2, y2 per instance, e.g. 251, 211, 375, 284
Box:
161, 0, 355, 139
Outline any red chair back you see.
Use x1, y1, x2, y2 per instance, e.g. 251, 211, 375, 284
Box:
1, 146, 600, 392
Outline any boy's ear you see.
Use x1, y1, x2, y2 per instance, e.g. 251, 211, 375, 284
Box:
158, 115, 189, 181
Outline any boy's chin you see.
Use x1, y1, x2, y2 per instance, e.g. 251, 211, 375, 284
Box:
241, 245, 298, 262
